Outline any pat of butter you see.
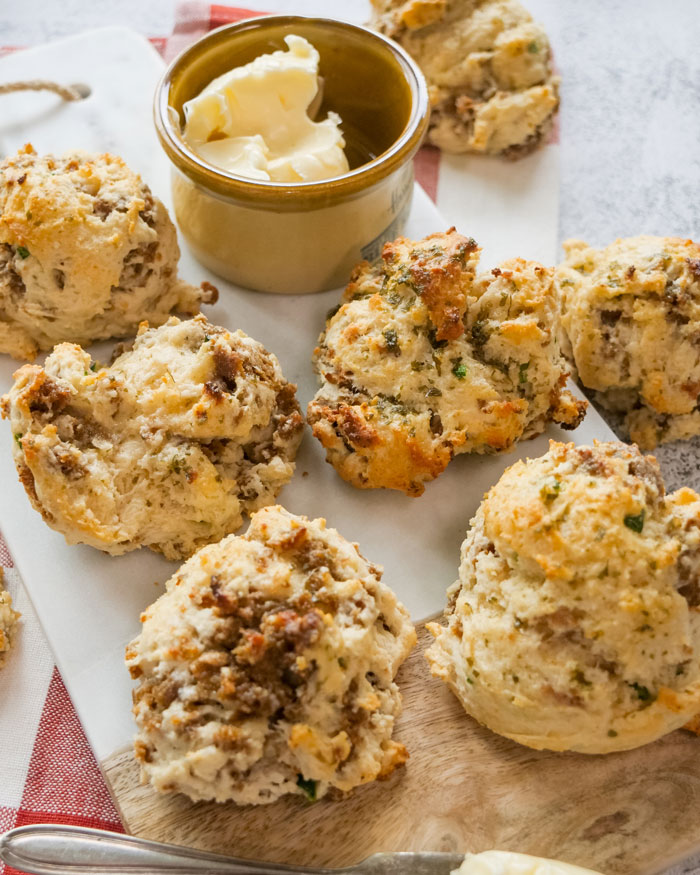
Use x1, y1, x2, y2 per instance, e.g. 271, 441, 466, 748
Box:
454, 851, 604, 875
183, 35, 350, 183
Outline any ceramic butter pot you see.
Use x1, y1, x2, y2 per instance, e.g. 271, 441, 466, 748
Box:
154, 15, 429, 294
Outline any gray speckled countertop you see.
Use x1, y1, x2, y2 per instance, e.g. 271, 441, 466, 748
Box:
2, 0, 700, 870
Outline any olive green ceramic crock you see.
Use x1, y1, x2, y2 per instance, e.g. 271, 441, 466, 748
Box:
154, 15, 429, 294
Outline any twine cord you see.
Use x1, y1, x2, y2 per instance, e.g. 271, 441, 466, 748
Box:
0, 80, 87, 101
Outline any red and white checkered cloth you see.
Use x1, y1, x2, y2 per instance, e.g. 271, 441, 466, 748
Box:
0, 5, 441, 870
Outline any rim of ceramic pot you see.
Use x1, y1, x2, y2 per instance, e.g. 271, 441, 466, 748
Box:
154, 14, 430, 207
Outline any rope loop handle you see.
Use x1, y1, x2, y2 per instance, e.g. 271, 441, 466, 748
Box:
0, 80, 89, 101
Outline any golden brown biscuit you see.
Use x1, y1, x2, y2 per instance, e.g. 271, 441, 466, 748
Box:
426, 440, 700, 754
0, 144, 215, 360
557, 235, 700, 450
370, 0, 559, 157
126, 505, 416, 804
1, 316, 303, 559
308, 229, 585, 496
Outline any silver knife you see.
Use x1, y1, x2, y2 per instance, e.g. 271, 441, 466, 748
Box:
0, 824, 465, 875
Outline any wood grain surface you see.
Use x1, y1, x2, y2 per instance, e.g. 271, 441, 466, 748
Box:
104, 626, 700, 875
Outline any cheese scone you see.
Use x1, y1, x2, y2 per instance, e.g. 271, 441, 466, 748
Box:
369, 0, 559, 157
426, 440, 700, 754
308, 229, 585, 496
557, 236, 700, 450
126, 505, 416, 804
0, 568, 20, 668
1, 316, 303, 560
0, 144, 216, 360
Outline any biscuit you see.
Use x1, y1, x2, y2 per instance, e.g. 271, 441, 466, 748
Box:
126, 505, 416, 804
0, 144, 216, 360
308, 229, 585, 496
1, 316, 303, 559
370, 0, 559, 157
0, 568, 19, 668
426, 440, 700, 754
557, 235, 700, 450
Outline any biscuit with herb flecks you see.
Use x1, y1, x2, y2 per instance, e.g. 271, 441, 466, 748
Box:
0, 144, 216, 360
369, 0, 559, 157
308, 229, 585, 496
427, 440, 700, 753
557, 235, 700, 450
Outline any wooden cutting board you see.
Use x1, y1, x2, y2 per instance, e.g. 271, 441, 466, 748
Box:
104, 625, 700, 875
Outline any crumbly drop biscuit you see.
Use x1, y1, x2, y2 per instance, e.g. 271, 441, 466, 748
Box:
1, 316, 304, 559
126, 505, 416, 804
0, 144, 216, 360
370, 0, 559, 157
557, 236, 700, 450
426, 440, 700, 754
0, 568, 20, 667
308, 229, 585, 496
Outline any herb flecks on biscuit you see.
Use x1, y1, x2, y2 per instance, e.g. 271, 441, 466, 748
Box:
427, 440, 700, 754
309, 229, 585, 496
558, 235, 700, 450
0, 144, 215, 360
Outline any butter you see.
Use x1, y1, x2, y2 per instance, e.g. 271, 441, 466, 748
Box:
182, 35, 349, 183
454, 851, 604, 875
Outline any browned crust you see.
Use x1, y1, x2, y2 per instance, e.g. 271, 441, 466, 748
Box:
477, 398, 529, 450
684, 713, 700, 735
550, 374, 588, 430
17, 461, 39, 507
307, 400, 452, 496
398, 0, 446, 30
382, 229, 478, 341
17, 459, 54, 523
